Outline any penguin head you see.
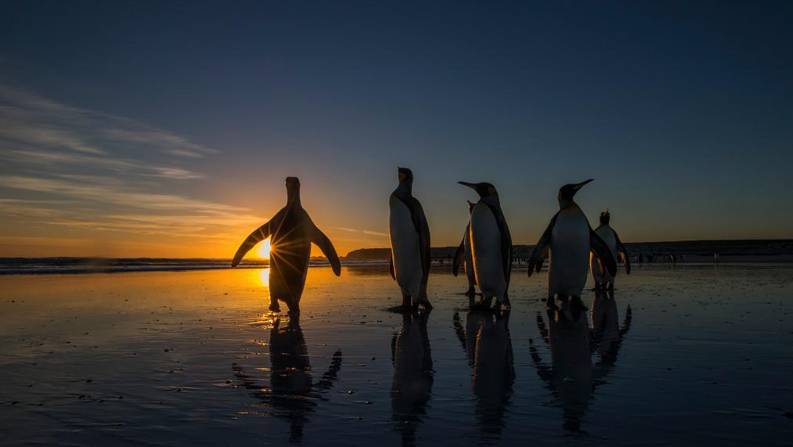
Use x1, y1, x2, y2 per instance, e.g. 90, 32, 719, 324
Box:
557, 179, 593, 207
397, 167, 413, 184
600, 209, 611, 225
395, 167, 414, 195
285, 177, 301, 202
458, 181, 498, 199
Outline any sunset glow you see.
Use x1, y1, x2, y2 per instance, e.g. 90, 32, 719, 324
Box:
259, 268, 270, 287
259, 239, 271, 259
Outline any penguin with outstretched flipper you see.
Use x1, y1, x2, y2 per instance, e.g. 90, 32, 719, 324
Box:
528, 179, 616, 306
231, 177, 341, 314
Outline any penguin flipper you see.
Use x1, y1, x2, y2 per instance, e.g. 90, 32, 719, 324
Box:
528, 212, 558, 276
414, 200, 432, 286
502, 222, 513, 285
232, 210, 282, 267
590, 229, 617, 277
311, 225, 342, 276
485, 203, 513, 284
452, 231, 466, 277
614, 231, 631, 274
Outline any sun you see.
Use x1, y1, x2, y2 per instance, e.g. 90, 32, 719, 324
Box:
258, 239, 271, 259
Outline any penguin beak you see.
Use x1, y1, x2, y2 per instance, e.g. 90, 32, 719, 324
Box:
572, 178, 594, 192
458, 181, 476, 189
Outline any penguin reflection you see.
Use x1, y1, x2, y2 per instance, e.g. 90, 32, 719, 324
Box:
530, 293, 631, 433
391, 311, 434, 447
591, 290, 632, 367
233, 316, 342, 443
452, 310, 515, 439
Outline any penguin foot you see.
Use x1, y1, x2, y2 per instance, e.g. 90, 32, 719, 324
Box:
419, 300, 433, 311
502, 294, 511, 310
386, 304, 413, 314
269, 302, 281, 313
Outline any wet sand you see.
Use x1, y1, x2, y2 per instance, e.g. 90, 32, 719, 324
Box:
1, 265, 792, 446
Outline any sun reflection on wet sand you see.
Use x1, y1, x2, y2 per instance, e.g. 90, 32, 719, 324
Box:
259, 268, 270, 287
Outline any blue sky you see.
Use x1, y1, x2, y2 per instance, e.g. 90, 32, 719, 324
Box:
1, 1, 791, 257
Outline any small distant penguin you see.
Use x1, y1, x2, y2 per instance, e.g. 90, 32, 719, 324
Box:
389, 167, 432, 310
231, 177, 341, 314
459, 181, 512, 310
528, 179, 616, 304
590, 210, 631, 290
453, 200, 477, 299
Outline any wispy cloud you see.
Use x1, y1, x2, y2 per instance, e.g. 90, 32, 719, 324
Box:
0, 85, 217, 159
0, 85, 252, 254
0, 175, 243, 212
334, 226, 388, 238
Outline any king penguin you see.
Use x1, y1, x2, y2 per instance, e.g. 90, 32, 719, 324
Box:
231, 177, 341, 315
590, 210, 631, 290
527, 179, 616, 305
389, 167, 432, 310
459, 181, 512, 310
452, 200, 477, 300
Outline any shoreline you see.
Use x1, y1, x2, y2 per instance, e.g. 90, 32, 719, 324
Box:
1, 258, 791, 276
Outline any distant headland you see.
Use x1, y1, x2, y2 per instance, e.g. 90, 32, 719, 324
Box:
345, 239, 793, 264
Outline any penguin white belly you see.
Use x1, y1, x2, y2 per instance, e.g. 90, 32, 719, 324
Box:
591, 226, 617, 282
549, 209, 590, 297
389, 196, 423, 297
469, 204, 505, 298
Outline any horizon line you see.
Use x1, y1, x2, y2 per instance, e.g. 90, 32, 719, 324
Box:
0, 237, 790, 260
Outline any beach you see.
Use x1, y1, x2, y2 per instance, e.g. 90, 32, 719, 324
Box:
1, 264, 791, 446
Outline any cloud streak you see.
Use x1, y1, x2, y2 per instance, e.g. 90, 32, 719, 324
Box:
334, 226, 389, 238
0, 85, 218, 158
0, 85, 252, 255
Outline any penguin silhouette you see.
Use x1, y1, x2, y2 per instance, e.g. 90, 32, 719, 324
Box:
590, 210, 631, 290
527, 179, 616, 305
231, 177, 341, 314
459, 181, 512, 310
389, 167, 432, 310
